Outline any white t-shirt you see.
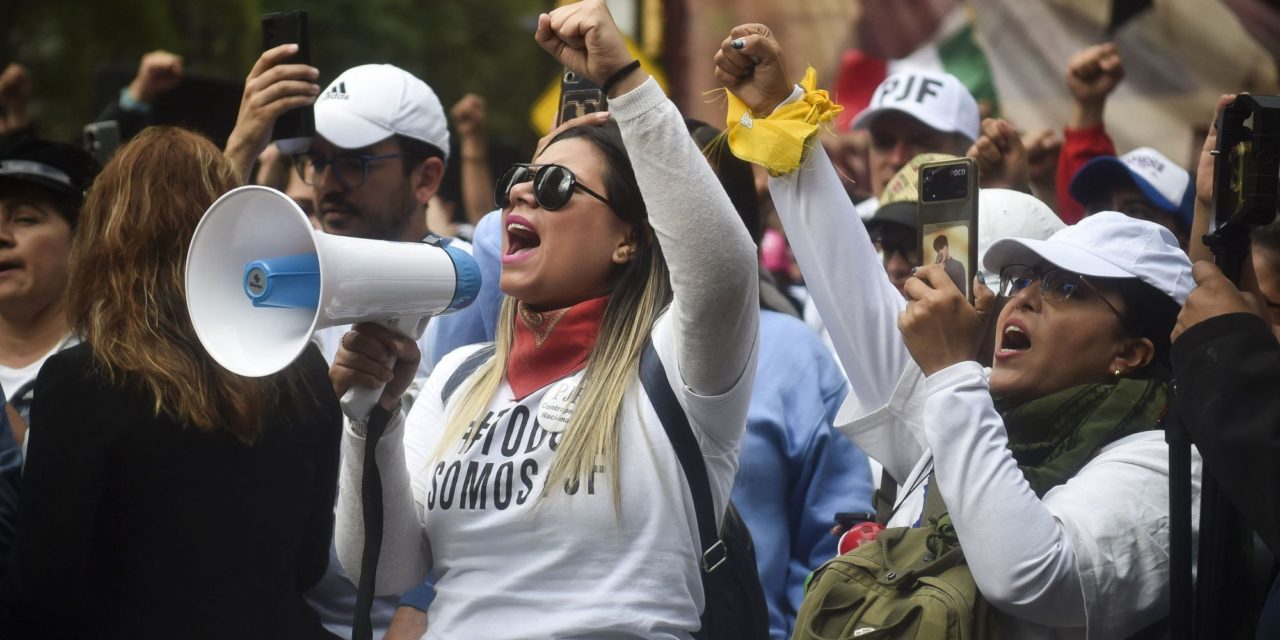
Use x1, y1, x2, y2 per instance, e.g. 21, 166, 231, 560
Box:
398, 310, 754, 640
0, 356, 46, 403
334, 76, 761, 640
0, 334, 78, 400
0, 333, 80, 421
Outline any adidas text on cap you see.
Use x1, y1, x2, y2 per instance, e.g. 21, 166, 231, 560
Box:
851, 71, 981, 144
315, 64, 450, 160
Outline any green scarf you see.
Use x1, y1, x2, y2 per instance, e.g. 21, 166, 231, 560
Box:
1000, 378, 1168, 498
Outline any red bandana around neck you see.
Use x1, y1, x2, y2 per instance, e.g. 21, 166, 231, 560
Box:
507, 295, 610, 400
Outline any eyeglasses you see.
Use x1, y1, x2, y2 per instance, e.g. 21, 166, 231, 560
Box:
999, 264, 1124, 321
293, 152, 406, 190
494, 163, 612, 211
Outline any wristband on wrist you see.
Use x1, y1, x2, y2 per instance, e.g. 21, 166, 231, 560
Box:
602, 60, 642, 97
118, 87, 152, 115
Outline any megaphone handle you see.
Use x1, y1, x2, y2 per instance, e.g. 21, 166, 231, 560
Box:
342, 385, 386, 421
340, 316, 428, 420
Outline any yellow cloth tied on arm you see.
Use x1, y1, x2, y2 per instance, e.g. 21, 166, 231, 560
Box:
725, 66, 842, 177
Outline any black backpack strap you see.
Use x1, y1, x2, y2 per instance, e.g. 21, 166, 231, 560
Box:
355, 343, 494, 638
638, 342, 727, 576
441, 343, 496, 405
353, 404, 395, 640
873, 468, 898, 526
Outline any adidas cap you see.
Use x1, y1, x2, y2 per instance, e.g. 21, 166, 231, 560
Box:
315, 64, 449, 160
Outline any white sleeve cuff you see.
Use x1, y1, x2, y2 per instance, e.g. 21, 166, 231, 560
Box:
923, 361, 988, 397
767, 84, 806, 114
345, 406, 406, 440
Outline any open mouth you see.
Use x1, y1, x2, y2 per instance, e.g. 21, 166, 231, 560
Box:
0, 260, 21, 275
999, 324, 1032, 353
506, 220, 542, 257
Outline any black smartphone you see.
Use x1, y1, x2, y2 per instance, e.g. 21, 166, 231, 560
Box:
83, 120, 121, 165
918, 157, 980, 303
834, 512, 875, 528
556, 68, 606, 127
261, 10, 314, 151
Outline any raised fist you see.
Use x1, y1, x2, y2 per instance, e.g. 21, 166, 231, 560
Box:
451, 94, 487, 139
535, 0, 634, 90
1066, 43, 1124, 107
713, 24, 791, 116
128, 50, 185, 104
967, 118, 1030, 191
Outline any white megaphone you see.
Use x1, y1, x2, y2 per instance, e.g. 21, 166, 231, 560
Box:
186, 185, 481, 417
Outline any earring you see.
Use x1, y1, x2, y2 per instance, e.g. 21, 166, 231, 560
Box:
1114, 368, 1122, 378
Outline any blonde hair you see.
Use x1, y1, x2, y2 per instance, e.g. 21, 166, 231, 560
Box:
67, 126, 283, 444
433, 124, 672, 506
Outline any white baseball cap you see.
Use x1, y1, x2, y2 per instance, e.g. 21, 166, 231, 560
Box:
1069, 147, 1194, 230
977, 189, 1065, 290
314, 64, 450, 160
982, 210, 1193, 305
851, 71, 980, 143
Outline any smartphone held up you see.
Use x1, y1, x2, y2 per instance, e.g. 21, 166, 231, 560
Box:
918, 157, 979, 302
262, 10, 314, 153
556, 69, 606, 127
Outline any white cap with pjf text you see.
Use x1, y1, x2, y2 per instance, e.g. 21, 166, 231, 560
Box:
314, 64, 449, 160
982, 211, 1193, 305
850, 71, 981, 143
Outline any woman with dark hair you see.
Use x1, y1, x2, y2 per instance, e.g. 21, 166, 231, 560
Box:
332, 2, 759, 638
717, 25, 1197, 638
0, 126, 341, 639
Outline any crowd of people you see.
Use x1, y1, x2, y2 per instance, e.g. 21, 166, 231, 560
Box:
0, 1, 1277, 638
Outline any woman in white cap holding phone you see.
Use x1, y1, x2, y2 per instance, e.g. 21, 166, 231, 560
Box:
716, 24, 1197, 638
332, 1, 760, 638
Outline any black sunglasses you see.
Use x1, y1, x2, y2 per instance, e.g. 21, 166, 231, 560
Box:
494, 163, 612, 211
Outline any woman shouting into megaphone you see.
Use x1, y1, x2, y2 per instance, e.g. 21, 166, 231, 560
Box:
331, 2, 760, 638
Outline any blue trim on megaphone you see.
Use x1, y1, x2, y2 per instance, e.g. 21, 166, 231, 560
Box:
442, 241, 481, 313
243, 253, 321, 309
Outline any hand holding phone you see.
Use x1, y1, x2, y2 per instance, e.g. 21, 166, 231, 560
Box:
556, 69, 606, 127
261, 10, 314, 151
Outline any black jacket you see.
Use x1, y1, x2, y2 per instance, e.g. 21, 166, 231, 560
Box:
0, 343, 341, 639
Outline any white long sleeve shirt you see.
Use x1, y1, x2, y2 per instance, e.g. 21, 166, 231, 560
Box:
769, 139, 1200, 639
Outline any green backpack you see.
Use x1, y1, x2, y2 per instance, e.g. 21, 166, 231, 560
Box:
792, 470, 998, 640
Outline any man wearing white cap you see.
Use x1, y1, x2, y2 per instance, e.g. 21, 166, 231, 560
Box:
227, 47, 448, 244
1068, 146, 1194, 250
224, 47, 453, 639
850, 70, 980, 219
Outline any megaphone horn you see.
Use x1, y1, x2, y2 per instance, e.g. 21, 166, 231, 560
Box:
186, 185, 481, 417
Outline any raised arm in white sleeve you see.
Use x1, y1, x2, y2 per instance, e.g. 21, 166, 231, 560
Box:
609, 77, 760, 398
767, 138, 924, 479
